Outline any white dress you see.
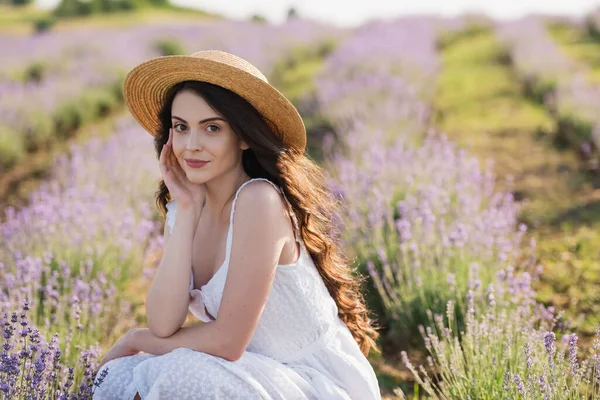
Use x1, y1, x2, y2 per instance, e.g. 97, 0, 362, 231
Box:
93, 178, 381, 400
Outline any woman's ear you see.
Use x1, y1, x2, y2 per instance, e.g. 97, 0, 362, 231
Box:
240, 140, 250, 151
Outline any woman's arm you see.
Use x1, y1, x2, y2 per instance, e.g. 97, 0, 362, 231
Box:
212, 182, 289, 360
129, 322, 236, 361
145, 205, 201, 338
134, 182, 289, 360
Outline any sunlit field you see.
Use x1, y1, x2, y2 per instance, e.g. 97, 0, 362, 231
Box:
3, 3, 600, 398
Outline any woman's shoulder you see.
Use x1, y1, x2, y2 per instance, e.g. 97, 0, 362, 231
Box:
234, 179, 286, 217
165, 180, 284, 217
165, 179, 292, 231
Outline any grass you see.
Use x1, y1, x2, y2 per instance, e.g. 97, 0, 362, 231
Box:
546, 20, 600, 84
269, 39, 339, 161
433, 24, 600, 342
269, 39, 338, 105
0, 4, 48, 31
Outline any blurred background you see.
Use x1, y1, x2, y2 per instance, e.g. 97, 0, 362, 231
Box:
3, 0, 600, 398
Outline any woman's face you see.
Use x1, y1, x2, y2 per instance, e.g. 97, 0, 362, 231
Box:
170, 90, 249, 184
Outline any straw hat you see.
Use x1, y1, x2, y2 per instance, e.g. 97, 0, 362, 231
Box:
123, 50, 306, 152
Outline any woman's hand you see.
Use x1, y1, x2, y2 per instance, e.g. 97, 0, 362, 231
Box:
97, 329, 140, 371
160, 128, 207, 213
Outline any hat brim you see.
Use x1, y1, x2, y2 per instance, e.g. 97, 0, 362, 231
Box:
123, 55, 306, 152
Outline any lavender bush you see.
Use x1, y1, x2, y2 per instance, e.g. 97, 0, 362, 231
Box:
314, 17, 439, 143
1, 119, 160, 270
315, 18, 533, 342
496, 16, 577, 102
396, 288, 600, 399
0, 119, 162, 372
497, 15, 600, 164
0, 299, 105, 399
326, 125, 535, 341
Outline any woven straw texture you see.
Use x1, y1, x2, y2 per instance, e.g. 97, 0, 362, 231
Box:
123, 50, 306, 151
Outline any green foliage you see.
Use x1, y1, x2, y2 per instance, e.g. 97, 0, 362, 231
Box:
435, 27, 556, 138
270, 38, 338, 104
441, 32, 510, 66
23, 110, 54, 152
54, 86, 120, 139
53, 0, 146, 18
54, 100, 87, 137
521, 74, 557, 105
9, 0, 33, 5
0, 126, 25, 170
436, 20, 490, 50
556, 114, 594, 151
268, 39, 339, 161
587, 18, 600, 41
250, 14, 267, 23
23, 61, 46, 83
51, 0, 215, 19
33, 15, 57, 33
54, 0, 98, 17
81, 86, 120, 118
154, 38, 186, 56
302, 112, 335, 161
545, 20, 600, 159
547, 21, 600, 75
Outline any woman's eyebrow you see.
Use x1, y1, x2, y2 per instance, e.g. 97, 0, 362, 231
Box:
171, 116, 227, 124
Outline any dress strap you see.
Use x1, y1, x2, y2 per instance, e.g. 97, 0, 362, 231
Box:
224, 178, 301, 264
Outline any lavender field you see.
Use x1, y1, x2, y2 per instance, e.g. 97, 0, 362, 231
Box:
2, 4, 600, 399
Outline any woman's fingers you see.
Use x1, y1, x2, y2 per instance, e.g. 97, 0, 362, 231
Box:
159, 140, 168, 175
161, 130, 176, 184
164, 129, 188, 191
170, 149, 189, 186
162, 129, 201, 202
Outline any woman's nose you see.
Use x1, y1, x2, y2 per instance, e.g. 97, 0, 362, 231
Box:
186, 129, 204, 150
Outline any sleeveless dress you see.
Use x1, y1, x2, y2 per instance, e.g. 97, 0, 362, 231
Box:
93, 178, 381, 400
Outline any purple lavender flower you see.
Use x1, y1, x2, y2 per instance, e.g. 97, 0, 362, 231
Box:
544, 332, 557, 355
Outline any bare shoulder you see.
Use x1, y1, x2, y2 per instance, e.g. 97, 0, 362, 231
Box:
236, 180, 286, 214
234, 180, 288, 229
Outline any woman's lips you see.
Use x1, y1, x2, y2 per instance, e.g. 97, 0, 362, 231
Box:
185, 160, 209, 168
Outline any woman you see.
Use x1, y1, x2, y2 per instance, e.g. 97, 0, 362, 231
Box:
92, 50, 381, 399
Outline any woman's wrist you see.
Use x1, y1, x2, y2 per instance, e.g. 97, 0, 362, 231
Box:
126, 328, 143, 353
178, 202, 203, 218
175, 203, 203, 230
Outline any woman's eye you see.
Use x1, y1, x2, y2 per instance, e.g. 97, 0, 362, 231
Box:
174, 124, 186, 132
206, 124, 220, 133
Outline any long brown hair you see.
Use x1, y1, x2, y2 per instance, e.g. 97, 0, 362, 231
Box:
152, 80, 380, 356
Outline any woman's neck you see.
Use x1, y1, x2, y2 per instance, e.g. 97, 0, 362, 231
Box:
203, 168, 251, 222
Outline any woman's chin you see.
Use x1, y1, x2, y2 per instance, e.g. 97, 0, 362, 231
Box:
184, 171, 209, 184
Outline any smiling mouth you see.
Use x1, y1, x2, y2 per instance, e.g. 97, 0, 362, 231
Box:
185, 160, 209, 168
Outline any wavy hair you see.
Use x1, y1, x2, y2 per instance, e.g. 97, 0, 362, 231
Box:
151, 80, 380, 356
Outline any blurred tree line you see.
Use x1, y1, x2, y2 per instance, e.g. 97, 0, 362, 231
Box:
251, 6, 300, 24
0, 0, 34, 5
53, 0, 170, 17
